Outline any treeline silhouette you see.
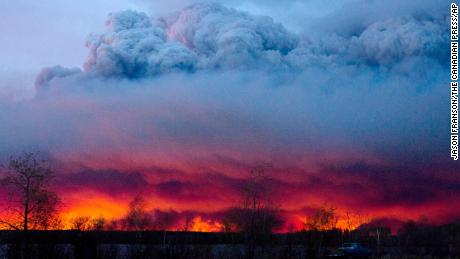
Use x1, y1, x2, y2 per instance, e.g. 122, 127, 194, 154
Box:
1, 220, 459, 258
0, 153, 459, 258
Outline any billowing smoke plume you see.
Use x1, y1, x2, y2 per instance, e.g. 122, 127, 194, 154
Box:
1, 1, 457, 227
37, 3, 299, 88
36, 2, 448, 91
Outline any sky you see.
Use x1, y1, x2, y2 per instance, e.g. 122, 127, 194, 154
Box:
0, 0, 457, 231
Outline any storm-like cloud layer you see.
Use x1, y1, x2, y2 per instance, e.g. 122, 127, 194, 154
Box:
0, 1, 457, 230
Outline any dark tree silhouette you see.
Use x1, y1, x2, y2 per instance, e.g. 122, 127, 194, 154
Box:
182, 213, 193, 231
71, 216, 92, 231
305, 204, 338, 232
0, 152, 60, 231
304, 203, 338, 257
70, 216, 106, 231
220, 165, 283, 236
221, 165, 282, 259
91, 216, 106, 231
122, 195, 152, 231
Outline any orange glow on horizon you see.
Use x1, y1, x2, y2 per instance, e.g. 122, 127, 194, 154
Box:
188, 216, 223, 232
60, 195, 128, 229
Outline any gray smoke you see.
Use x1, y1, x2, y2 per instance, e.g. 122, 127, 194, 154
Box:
35, 2, 448, 92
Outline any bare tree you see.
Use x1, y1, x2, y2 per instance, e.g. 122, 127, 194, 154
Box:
123, 195, 152, 231
106, 218, 120, 231
71, 216, 92, 231
304, 203, 339, 257
182, 214, 193, 232
91, 216, 106, 231
221, 212, 239, 232
0, 152, 60, 231
344, 211, 354, 232
235, 165, 282, 235
359, 219, 391, 256
224, 165, 282, 259
70, 216, 106, 231
305, 204, 338, 231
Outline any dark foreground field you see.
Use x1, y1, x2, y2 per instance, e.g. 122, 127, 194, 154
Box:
1, 230, 460, 259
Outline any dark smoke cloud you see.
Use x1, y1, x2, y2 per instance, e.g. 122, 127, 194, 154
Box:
36, 3, 298, 86
35, 2, 448, 90
55, 169, 150, 195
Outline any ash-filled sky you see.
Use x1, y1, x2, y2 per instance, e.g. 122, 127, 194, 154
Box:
0, 0, 458, 231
